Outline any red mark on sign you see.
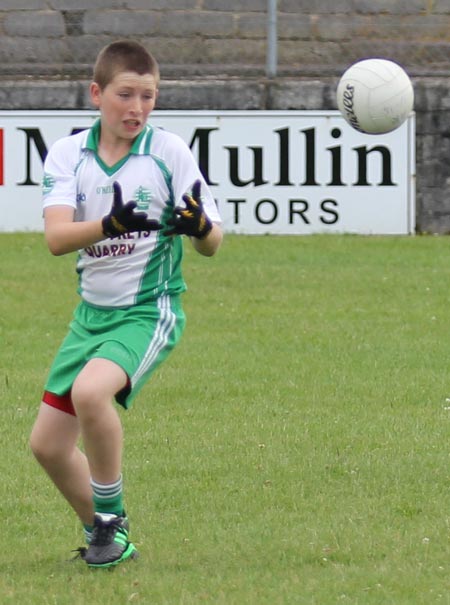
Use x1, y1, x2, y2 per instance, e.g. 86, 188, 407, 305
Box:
0, 129, 3, 185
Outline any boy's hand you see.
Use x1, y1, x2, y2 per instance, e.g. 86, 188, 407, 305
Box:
102, 182, 163, 238
164, 180, 213, 239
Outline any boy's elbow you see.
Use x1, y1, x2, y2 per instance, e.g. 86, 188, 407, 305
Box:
45, 235, 66, 256
209, 224, 223, 252
49, 246, 65, 257
203, 242, 221, 257
198, 227, 223, 256
200, 248, 216, 258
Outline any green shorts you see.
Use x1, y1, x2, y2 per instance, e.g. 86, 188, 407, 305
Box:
44, 294, 185, 411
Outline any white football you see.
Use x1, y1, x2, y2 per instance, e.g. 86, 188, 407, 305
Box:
336, 58, 414, 134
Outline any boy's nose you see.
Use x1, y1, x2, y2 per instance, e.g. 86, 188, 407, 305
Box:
131, 99, 143, 114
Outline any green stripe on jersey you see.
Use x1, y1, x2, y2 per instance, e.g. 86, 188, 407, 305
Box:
136, 155, 185, 304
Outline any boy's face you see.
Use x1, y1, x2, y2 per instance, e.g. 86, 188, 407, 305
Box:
90, 71, 158, 142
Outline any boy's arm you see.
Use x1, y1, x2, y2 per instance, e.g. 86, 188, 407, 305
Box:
190, 223, 223, 257
44, 182, 162, 256
44, 206, 104, 256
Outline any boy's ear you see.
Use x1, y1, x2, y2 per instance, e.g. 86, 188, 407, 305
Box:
90, 82, 101, 107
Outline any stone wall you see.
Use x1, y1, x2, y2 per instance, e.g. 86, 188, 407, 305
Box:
1, 0, 450, 78
0, 1, 449, 232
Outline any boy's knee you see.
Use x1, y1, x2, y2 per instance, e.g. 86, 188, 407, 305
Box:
71, 378, 116, 419
71, 383, 101, 418
29, 428, 54, 464
30, 434, 74, 470
30, 423, 68, 466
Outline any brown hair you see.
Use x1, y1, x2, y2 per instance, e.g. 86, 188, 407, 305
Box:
93, 40, 160, 90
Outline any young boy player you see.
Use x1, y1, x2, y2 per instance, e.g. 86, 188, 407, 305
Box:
30, 40, 222, 568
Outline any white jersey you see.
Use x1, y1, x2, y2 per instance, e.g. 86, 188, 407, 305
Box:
43, 120, 221, 308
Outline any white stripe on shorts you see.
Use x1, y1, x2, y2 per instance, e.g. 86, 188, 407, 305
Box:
131, 295, 176, 387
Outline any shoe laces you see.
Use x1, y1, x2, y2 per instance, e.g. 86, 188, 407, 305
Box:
70, 547, 88, 560
91, 516, 125, 546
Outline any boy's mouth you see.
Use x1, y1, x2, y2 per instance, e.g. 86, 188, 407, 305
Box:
124, 119, 141, 129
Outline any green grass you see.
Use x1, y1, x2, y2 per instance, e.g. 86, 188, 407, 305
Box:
1, 233, 449, 604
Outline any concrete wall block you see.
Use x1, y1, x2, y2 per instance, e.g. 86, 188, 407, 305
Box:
62, 11, 84, 37
417, 109, 450, 136
238, 13, 313, 41
419, 134, 450, 171
411, 14, 450, 40
4, 11, 65, 37
417, 187, 450, 234
136, 36, 210, 65
160, 11, 235, 37
431, 0, 450, 13
49, 0, 124, 9
279, 0, 354, 14
79, 80, 96, 109
0, 37, 68, 63
126, 0, 197, 7
65, 35, 119, 66
83, 10, 159, 36
312, 14, 450, 43
412, 41, 450, 70
235, 14, 267, 39
327, 39, 445, 71
0, 80, 83, 109
276, 14, 313, 40
203, 38, 265, 64
158, 80, 264, 110
152, 37, 212, 64
267, 80, 333, 110
203, 0, 266, 11
367, 15, 450, 42
312, 15, 372, 41
277, 40, 342, 68
414, 79, 450, 113
354, 0, 427, 14
417, 154, 450, 187
0, 0, 47, 8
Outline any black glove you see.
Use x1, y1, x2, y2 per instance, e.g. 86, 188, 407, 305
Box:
102, 181, 163, 238
164, 180, 213, 239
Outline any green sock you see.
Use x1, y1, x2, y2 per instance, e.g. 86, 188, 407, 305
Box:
91, 475, 124, 517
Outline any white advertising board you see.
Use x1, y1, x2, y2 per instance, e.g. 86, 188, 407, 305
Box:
0, 110, 415, 234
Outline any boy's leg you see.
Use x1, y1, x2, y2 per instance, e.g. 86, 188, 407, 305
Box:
30, 403, 94, 526
71, 357, 137, 567
71, 357, 125, 485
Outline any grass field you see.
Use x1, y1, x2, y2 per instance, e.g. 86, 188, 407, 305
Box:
0, 233, 449, 604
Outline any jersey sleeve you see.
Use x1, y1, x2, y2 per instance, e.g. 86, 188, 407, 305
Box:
152, 129, 222, 224
42, 136, 80, 210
